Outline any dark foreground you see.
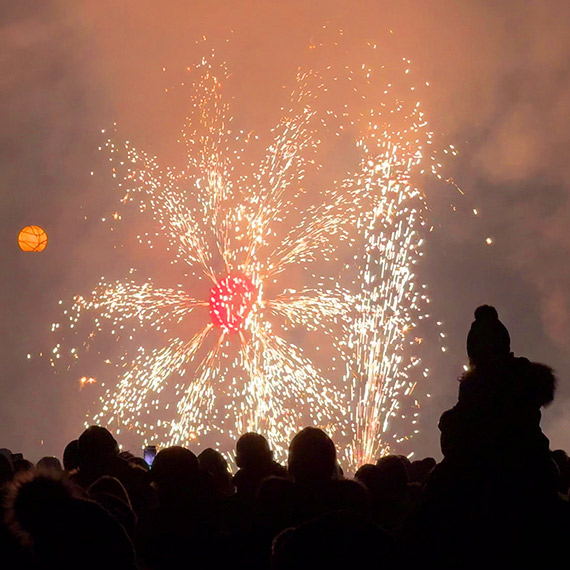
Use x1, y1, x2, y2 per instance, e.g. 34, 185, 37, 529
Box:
1, 306, 569, 569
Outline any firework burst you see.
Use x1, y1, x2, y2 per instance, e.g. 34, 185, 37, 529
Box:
53, 37, 453, 467
62, 56, 357, 458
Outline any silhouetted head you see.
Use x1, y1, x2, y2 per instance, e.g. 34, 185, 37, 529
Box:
13, 458, 34, 475
355, 463, 380, 489
236, 433, 272, 470
63, 439, 80, 472
0, 448, 12, 464
467, 305, 511, 367
198, 447, 228, 474
87, 476, 136, 539
37, 456, 63, 472
150, 446, 199, 492
330, 479, 370, 514
78, 426, 119, 469
376, 455, 408, 493
256, 475, 295, 510
288, 427, 336, 484
198, 447, 233, 495
7, 470, 78, 537
408, 457, 436, 483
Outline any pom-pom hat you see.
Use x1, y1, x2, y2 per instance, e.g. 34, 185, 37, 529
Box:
466, 305, 511, 365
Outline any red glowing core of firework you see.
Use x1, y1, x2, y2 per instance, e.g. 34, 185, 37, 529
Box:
209, 275, 257, 332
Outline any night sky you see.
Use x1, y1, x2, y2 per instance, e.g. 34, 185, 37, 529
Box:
2, 0, 570, 463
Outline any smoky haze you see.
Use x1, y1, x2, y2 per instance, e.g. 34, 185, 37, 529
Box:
2, 0, 570, 462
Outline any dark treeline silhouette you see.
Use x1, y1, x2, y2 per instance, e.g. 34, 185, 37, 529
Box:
1, 306, 569, 569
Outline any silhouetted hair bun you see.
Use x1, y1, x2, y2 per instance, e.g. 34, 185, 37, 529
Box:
474, 305, 499, 322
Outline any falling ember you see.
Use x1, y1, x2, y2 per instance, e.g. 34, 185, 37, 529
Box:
209, 275, 256, 332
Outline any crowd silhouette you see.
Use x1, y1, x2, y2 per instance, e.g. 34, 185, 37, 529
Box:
1, 306, 568, 569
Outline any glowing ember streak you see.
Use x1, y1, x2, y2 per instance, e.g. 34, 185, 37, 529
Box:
297, 35, 450, 470
209, 275, 256, 332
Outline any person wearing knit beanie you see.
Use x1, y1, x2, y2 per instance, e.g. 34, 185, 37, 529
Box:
466, 305, 511, 367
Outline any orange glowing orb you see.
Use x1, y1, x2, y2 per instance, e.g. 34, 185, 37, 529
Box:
209, 275, 257, 332
18, 225, 48, 252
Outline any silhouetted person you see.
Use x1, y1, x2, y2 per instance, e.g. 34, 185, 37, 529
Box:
76, 426, 119, 485
37, 456, 63, 472
327, 478, 370, 514
135, 446, 225, 569
288, 427, 336, 485
0, 448, 13, 468
408, 457, 436, 484
6, 471, 135, 569
198, 447, 234, 498
376, 455, 408, 491
255, 476, 297, 530
149, 446, 200, 502
12, 458, 34, 475
438, 305, 557, 497
74, 426, 155, 517
404, 306, 567, 569
245, 476, 298, 569
355, 456, 413, 531
219, 434, 285, 568
128, 456, 149, 472
233, 433, 286, 502
0, 454, 31, 568
287, 427, 349, 524
63, 439, 80, 472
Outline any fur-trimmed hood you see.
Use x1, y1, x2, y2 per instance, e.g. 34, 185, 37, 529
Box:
5, 470, 80, 542
459, 356, 557, 409
5, 471, 135, 569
